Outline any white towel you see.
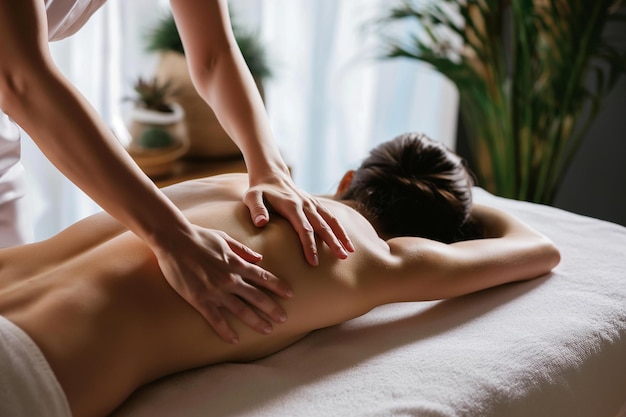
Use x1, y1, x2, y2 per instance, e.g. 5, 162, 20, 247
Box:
0, 316, 71, 417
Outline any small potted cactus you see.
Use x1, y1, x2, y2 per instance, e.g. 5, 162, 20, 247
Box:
126, 76, 190, 177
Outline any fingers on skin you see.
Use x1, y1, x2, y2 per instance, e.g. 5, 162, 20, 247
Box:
225, 235, 293, 299
217, 233, 290, 331
243, 187, 354, 264
233, 280, 288, 326
243, 190, 269, 227
297, 200, 355, 264
222, 233, 263, 263
223, 295, 274, 336
258, 197, 316, 266
305, 205, 349, 260
296, 216, 319, 266
244, 263, 293, 299
196, 300, 239, 344
224, 256, 290, 326
191, 279, 285, 342
231, 262, 292, 317
316, 205, 355, 253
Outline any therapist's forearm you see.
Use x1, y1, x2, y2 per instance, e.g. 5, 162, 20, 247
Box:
190, 45, 289, 179
2, 63, 190, 246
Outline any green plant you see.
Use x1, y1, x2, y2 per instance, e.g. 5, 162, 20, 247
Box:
146, 12, 271, 80
139, 127, 176, 149
129, 76, 179, 113
380, 0, 625, 203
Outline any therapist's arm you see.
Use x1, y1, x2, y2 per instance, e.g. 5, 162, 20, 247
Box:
0, 0, 291, 343
170, 0, 354, 266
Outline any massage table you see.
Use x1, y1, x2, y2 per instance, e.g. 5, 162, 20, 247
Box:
111, 188, 626, 417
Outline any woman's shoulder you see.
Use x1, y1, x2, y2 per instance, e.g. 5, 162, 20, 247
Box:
319, 198, 393, 264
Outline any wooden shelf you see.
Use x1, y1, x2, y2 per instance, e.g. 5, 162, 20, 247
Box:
152, 156, 247, 188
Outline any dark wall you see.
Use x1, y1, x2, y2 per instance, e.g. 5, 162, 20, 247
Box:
553, 74, 626, 227
457, 13, 626, 227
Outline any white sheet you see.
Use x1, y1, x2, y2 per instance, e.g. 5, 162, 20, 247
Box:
0, 316, 71, 417
111, 189, 626, 417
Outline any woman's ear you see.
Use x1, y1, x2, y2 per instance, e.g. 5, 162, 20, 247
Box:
335, 170, 355, 198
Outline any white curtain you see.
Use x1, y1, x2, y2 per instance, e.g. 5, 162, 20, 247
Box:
22, 0, 458, 240
236, 0, 459, 194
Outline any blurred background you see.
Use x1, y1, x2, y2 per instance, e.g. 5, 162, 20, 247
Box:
21, 0, 625, 241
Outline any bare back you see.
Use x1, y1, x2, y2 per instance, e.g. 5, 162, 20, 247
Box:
0, 174, 394, 417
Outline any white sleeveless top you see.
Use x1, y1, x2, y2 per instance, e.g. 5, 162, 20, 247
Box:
0, 0, 107, 164
45, 0, 107, 41
1, 0, 107, 172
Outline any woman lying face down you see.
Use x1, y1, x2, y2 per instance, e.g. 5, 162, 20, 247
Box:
0, 133, 560, 417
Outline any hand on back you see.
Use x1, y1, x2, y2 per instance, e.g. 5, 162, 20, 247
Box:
243, 170, 354, 266
153, 225, 293, 343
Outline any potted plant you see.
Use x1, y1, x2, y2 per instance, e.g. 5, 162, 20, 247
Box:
126, 76, 190, 178
379, 0, 625, 204
145, 11, 271, 159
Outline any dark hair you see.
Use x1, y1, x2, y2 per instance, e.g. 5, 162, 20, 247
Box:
338, 132, 478, 243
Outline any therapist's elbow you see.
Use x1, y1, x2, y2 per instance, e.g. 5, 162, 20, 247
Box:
0, 69, 25, 111
186, 44, 236, 100
0, 58, 52, 115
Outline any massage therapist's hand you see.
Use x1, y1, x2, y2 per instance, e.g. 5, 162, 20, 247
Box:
153, 225, 292, 344
244, 170, 355, 266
